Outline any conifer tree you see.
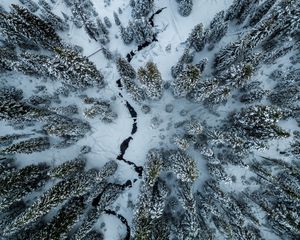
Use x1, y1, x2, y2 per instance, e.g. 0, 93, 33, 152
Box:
116, 57, 136, 79
137, 61, 163, 100
131, 0, 154, 19
172, 64, 201, 97
1, 137, 50, 154
177, 0, 193, 17
188, 23, 206, 51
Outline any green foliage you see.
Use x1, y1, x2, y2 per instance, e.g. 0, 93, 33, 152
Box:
1, 137, 50, 154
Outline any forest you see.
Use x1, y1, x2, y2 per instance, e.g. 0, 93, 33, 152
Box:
0, 0, 299, 239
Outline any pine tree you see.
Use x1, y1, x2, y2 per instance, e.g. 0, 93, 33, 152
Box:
188, 23, 206, 51
19, 0, 39, 12
34, 196, 86, 240
120, 25, 134, 44
171, 48, 194, 78
172, 64, 201, 97
0, 44, 18, 72
225, 0, 259, 24
207, 11, 228, 44
0, 4, 62, 49
4, 169, 98, 235
1, 137, 50, 154
165, 150, 198, 182
187, 77, 219, 103
177, 0, 193, 17
43, 118, 91, 141
248, 0, 277, 27
84, 100, 117, 122
131, 0, 154, 19
231, 105, 290, 140
49, 157, 86, 179
113, 11, 121, 26
137, 61, 163, 100
0, 163, 50, 211
130, 18, 154, 44
40, 8, 69, 31
49, 47, 105, 89
116, 57, 136, 79
122, 76, 146, 102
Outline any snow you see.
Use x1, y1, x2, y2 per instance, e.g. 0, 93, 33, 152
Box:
1, 0, 299, 239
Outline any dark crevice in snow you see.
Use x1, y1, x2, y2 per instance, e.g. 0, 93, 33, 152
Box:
149, 7, 167, 27
126, 37, 158, 62
126, 7, 166, 62
103, 209, 131, 240
131, 121, 137, 135
117, 136, 133, 160
125, 101, 137, 118
115, 81, 143, 176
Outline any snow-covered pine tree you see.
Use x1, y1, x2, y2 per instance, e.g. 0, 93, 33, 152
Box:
137, 61, 163, 100
131, 0, 154, 19
130, 17, 154, 44
0, 4, 62, 49
122, 76, 146, 102
49, 47, 105, 89
120, 25, 134, 44
4, 169, 98, 235
113, 11, 121, 26
165, 150, 198, 182
1, 137, 50, 154
231, 105, 290, 140
0, 163, 50, 211
177, 0, 193, 17
225, 0, 259, 24
116, 57, 136, 79
172, 64, 201, 97
33, 196, 86, 240
171, 48, 194, 78
248, 0, 277, 27
188, 23, 206, 52
207, 11, 228, 44
49, 157, 86, 179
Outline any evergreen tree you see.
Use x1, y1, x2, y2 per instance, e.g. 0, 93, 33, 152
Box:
225, 0, 259, 24
0, 163, 50, 211
49, 47, 105, 89
177, 0, 193, 17
187, 77, 219, 103
84, 100, 117, 123
172, 64, 201, 97
248, 0, 277, 27
171, 48, 194, 78
131, 0, 154, 19
207, 11, 228, 44
113, 11, 121, 26
231, 105, 290, 140
4, 169, 98, 235
137, 61, 163, 100
49, 157, 86, 179
116, 57, 136, 79
165, 150, 198, 182
130, 17, 154, 44
122, 76, 146, 102
34, 196, 86, 240
1, 137, 50, 154
18, 0, 39, 12
0, 4, 62, 49
188, 23, 206, 52
120, 25, 134, 44
40, 8, 69, 31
